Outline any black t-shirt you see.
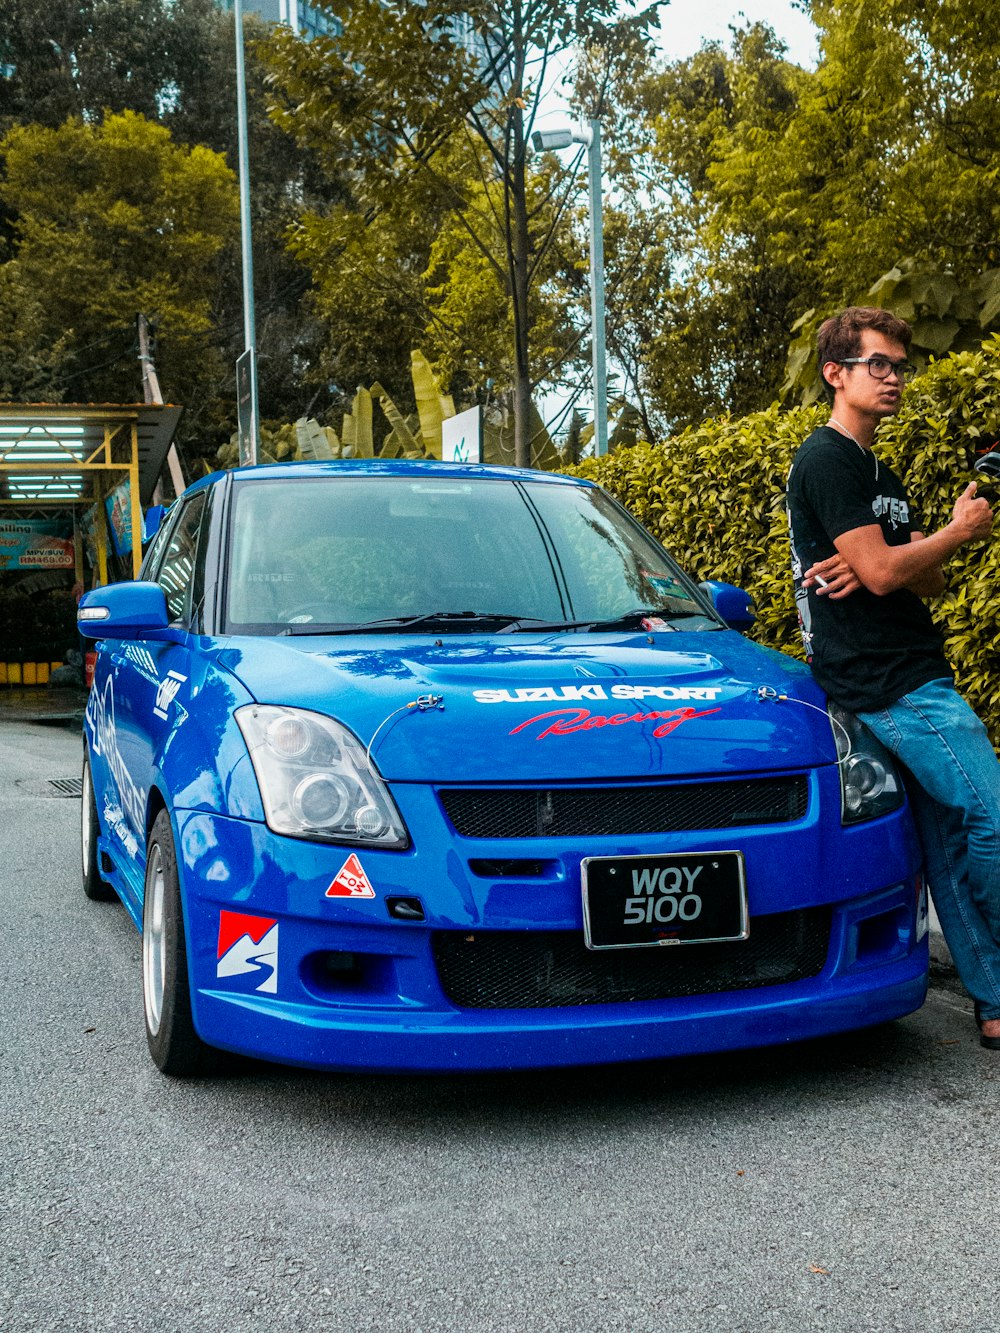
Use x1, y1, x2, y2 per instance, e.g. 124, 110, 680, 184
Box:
786, 425, 951, 712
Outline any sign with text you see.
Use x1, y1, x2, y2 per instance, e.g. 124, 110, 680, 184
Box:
0, 519, 74, 570
442, 406, 482, 464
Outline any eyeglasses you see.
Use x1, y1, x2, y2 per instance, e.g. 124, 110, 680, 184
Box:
838, 356, 917, 383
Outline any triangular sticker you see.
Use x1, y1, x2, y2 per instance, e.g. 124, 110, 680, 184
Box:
326, 853, 376, 898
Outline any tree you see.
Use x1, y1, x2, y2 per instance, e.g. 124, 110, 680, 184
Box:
0, 111, 238, 406
594, 24, 818, 430
0, 0, 185, 130
263, 0, 661, 464
0, 0, 343, 445
591, 0, 1000, 430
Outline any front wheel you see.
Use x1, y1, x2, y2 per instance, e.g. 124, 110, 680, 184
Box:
142, 809, 214, 1077
81, 753, 115, 902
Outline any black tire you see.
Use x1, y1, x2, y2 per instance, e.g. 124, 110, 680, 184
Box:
81, 753, 115, 902
142, 808, 215, 1077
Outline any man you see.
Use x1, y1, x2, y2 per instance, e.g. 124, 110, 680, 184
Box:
786, 306, 1000, 1047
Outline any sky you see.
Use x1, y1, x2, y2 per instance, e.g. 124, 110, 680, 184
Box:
655, 0, 819, 67
535, 0, 819, 130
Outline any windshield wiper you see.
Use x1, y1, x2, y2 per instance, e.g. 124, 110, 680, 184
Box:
504, 607, 714, 633
281, 607, 717, 637
282, 611, 527, 636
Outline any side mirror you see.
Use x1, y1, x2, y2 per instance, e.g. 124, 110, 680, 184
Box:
78, 581, 171, 640
699, 580, 756, 631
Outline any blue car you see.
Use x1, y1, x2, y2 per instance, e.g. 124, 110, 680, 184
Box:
78, 460, 928, 1076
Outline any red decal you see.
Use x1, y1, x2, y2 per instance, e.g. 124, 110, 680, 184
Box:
217, 910, 277, 960
509, 706, 721, 741
326, 853, 376, 899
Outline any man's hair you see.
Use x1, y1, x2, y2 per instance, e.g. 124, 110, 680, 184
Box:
816, 307, 912, 402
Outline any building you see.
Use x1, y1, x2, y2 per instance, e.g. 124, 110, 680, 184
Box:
221, 0, 340, 40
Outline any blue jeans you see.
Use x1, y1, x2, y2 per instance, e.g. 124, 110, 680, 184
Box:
857, 679, 1000, 1020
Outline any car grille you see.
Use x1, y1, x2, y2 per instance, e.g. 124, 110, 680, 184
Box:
438, 776, 809, 839
432, 909, 831, 1009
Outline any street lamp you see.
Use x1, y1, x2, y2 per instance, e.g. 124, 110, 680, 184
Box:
532, 120, 608, 457
233, 0, 259, 466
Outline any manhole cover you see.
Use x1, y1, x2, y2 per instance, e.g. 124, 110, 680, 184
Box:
14, 777, 83, 798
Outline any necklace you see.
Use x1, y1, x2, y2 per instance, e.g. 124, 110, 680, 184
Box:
829, 417, 878, 480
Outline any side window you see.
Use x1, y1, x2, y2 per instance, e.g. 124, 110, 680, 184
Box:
157, 493, 207, 624
139, 504, 178, 580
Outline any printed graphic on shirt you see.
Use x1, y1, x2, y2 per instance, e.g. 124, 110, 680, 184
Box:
788, 532, 814, 661
871, 495, 909, 530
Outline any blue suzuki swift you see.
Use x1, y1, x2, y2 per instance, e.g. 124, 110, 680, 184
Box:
78, 460, 928, 1076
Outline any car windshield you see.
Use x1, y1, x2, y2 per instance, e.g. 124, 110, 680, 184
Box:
224, 475, 718, 634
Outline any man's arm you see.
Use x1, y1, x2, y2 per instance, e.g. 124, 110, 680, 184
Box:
804, 534, 942, 600
902, 533, 945, 597
831, 482, 992, 596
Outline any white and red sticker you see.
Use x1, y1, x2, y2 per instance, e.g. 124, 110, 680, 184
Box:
326, 853, 376, 899
472, 684, 722, 704
216, 910, 278, 994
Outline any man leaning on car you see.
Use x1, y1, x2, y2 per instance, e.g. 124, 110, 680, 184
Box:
786, 305, 1000, 1049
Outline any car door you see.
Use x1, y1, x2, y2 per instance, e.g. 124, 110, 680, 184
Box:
112, 489, 211, 848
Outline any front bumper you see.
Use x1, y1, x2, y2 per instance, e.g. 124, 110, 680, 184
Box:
173, 794, 928, 1073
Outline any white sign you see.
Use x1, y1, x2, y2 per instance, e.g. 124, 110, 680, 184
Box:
236, 348, 258, 467
442, 406, 482, 464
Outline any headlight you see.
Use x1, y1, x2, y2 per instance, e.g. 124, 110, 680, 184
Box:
828, 703, 905, 825
236, 705, 409, 848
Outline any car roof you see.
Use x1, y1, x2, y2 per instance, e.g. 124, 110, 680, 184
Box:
184, 458, 593, 497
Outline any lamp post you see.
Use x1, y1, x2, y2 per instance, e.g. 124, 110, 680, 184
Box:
531, 119, 608, 457
233, 0, 259, 465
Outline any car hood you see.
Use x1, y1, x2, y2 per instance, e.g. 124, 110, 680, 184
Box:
214, 631, 834, 783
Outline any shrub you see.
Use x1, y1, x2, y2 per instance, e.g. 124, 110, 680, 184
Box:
568, 337, 1000, 743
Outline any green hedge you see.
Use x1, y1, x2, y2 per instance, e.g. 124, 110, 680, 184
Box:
568, 337, 1000, 743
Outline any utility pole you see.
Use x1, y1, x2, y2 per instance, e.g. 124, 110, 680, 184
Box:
585, 118, 608, 459
234, 0, 259, 466
137, 312, 186, 499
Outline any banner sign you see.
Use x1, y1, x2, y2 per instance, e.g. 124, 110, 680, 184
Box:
0, 518, 74, 570
104, 480, 134, 558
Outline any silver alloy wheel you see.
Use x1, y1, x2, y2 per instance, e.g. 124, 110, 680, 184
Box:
81, 761, 93, 877
143, 843, 166, 1037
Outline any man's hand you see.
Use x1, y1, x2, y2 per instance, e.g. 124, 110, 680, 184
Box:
952, 481, 993, 542
803, 553, 862, 600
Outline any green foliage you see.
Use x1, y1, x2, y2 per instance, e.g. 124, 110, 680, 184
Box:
262, 0, 662, 463
600, 0, 1000, 430
0, 0, 336, 456
0, 0, 215, 129
568, 341, 1000, 743
0, 110, 237, 409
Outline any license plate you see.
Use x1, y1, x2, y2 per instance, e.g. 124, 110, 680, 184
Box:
581, 851, 748, 950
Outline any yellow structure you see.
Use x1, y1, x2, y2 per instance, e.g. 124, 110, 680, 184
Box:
0, 404, 183, 678
0, 403, 182, 581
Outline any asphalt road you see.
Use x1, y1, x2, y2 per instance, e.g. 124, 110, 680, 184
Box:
2, 717, 999, 1333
